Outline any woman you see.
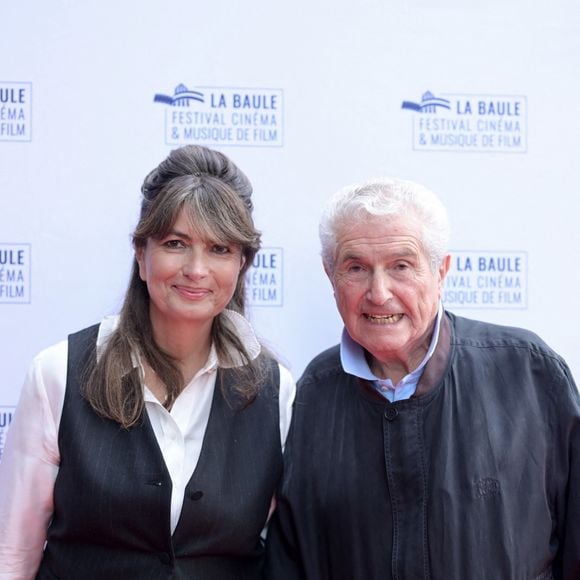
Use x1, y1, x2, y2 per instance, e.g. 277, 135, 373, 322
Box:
0, 145, 295, 579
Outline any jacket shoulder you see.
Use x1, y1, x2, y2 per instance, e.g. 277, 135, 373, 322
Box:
299, 344, 343, 386
448, 311, 553, 352
447, 311, 577, 397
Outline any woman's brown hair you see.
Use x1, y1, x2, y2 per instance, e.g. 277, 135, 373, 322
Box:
82, 145, 264, 427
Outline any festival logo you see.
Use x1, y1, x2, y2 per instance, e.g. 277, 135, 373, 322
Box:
443, 250, 528, 309
154, 84, 283, 147
0, 243, 31, 304
0, 406, 15, 462
245, 248, 283, 306
0, 82, 32, 142
402, 90, 527, 153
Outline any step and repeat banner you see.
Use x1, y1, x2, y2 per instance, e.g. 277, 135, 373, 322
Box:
1, 0, 579, 456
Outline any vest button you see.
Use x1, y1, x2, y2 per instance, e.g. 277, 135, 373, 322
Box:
189, 490, 204, 501
158, 552, 172, 565
384, 407, 398, 421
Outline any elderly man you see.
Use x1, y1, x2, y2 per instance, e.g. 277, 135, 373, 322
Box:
265, 178, 580, 579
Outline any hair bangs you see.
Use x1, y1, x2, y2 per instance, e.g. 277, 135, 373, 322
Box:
181, 179, 259, 250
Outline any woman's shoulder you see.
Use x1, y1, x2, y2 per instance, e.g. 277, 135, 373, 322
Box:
27, 317, 117, 406
20, 338, 70, 430
31, 338, 69, 382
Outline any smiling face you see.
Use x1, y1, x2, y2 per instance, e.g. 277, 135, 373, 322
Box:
136, 207, 245, 338
328, 213, 450, 379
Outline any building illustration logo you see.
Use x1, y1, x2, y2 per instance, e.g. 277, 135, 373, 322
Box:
401, 91, 451, 113
153, 84, 205, 106
153, 83, 283, 147
401, 89, 527, 153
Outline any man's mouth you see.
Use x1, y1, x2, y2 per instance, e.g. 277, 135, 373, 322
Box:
364, 313, 403, 324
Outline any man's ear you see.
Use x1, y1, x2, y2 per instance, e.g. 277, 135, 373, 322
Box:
438, 254, 451, 289
323, 260, 335, 289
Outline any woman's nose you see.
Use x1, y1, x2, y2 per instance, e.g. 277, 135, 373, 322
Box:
182, 248, 208, 278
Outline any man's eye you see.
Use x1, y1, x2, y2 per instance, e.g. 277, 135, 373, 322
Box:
346, 264, 366, 275
395, 262, 409, 270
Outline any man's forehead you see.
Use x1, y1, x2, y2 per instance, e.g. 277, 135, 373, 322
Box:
336, 218, 423, 247
336, 236, 423, 259
338, 213, 421, 237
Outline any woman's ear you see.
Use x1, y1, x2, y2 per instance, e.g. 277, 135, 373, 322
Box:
135, 247, 146, 282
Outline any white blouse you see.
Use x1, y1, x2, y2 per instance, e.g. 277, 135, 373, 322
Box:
0, 311, 296, 579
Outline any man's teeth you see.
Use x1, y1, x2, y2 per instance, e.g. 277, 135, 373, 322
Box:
365, 313, 403, 324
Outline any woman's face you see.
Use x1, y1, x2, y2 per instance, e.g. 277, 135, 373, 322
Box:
136, 207, 245, 334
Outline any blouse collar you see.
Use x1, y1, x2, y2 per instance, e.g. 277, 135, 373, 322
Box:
96, 309, 261, 371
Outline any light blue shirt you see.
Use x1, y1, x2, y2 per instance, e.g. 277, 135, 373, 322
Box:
340, 302, 443, 402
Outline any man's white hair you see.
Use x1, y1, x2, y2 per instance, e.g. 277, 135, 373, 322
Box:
319, 177, 450, 273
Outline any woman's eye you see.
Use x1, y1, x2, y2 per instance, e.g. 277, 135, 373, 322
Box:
164, 239, 184, 249
212, 244, 230, 255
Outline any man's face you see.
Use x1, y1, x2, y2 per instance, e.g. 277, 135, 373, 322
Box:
328, 214, 450, 378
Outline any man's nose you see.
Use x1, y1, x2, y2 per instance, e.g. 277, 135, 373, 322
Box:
366, 271, 393, 304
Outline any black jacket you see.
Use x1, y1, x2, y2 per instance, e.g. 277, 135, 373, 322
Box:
265, 312, 580, 579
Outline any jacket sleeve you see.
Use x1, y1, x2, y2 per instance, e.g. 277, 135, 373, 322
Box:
263, 392, 307, 580
556, 362, 580, 579
263, 494, 305, 580
563, 423, 580, 579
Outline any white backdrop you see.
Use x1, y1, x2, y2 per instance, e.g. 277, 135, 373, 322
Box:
1, 0, 579, 456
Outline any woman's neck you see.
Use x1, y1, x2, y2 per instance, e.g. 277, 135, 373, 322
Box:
152, 316, 214, 382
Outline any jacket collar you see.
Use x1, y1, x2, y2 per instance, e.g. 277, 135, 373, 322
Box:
356, 311, 453, 403
414, 310, 452, 397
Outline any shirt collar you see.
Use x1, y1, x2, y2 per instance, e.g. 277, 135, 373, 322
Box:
96, 309, 261, 372
340, 301, 443, 385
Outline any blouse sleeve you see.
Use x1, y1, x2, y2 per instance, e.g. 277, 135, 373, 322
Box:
277, 363, 296, 451
0, 341, 66, 579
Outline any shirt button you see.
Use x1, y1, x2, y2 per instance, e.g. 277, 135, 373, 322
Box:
384, 407, 399, 421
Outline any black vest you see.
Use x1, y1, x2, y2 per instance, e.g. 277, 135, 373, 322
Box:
37, 324, 282, 580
